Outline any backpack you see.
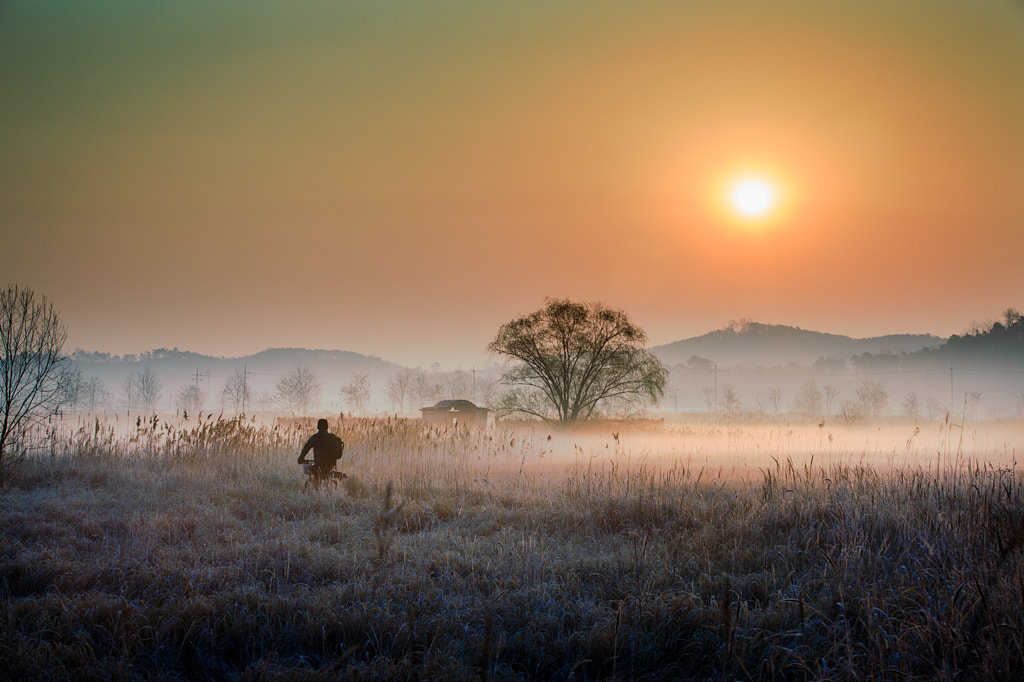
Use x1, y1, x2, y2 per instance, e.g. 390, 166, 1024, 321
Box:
326, 434, 345, 462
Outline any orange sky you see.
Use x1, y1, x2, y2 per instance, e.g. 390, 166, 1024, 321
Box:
2, 1, 1023, 367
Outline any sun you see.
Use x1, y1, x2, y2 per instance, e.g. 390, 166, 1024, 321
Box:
730, 179, 774, 217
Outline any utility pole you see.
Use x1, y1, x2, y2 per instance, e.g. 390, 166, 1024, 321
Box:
950, 364, 954, 416
713, 361, 718, 414
242, 364, 249, 414
193, 368, 202, 391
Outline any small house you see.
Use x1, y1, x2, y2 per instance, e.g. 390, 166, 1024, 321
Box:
420, 399, 489, 429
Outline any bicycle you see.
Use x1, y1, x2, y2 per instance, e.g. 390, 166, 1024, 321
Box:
302, 462, 347, 492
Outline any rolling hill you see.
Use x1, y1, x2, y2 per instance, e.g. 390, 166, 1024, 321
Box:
651, 321, 945, 368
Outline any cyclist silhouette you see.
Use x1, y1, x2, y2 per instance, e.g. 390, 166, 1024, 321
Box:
297, 418, 345, 489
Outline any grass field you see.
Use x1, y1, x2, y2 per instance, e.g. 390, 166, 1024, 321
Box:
2, 414, 1023, 680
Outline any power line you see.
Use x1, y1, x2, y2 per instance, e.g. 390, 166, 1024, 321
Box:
673, 365, 1024, 378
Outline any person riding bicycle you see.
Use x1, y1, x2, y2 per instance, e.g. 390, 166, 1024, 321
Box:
298, 418, 345, 484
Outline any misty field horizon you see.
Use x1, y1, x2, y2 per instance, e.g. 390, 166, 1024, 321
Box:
3, 412, 1024, 680
4, 284, 1024, 679
58, 310, 1024, 424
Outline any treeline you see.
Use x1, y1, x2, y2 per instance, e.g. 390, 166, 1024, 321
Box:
57, 363, 504, 418
943, 308, 1024, 355
858, 307, 1024, 370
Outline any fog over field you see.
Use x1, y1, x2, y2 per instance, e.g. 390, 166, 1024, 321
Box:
60, 314, 1024, 421
3, 410, 1023, 678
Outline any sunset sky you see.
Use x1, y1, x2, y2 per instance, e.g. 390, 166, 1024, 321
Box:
2, 1, 1023, 368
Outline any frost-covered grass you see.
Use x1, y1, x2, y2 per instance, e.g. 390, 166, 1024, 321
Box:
2, 415, 1023, 680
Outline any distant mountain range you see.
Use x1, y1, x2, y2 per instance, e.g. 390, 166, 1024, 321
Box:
72, 346, 398, 376
651, 321, 946, 368
71, 321, 952, 388
67, 316, 1022, 414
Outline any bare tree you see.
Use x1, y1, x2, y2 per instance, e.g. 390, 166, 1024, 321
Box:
924, 395, 945, 421
855, 380, 888, 418
175, 384, 203, 414
395, 366, 496, 411
839, 399, 863, 425
474, 374, 501, 409
823, 385, 840, 416
135, 367, 163, 412
220, 369, 251, 414
276, 366, 322, 416
410, 368, 442, 409
80, 376, 110, 411
720, 384, 741, 416
252, 390, 278, 412
667, 386, 681, 413
793, 379, 823, 416
121, 374, 136, 412
902, 392, 921, 421
442, 370, 474, 400
60, 365, 82, 411
386, 368, 414, 414
340, 373, 371, 415
700, 386, 717, 413
0, 284, 71, 479
753, 389, 770, 415
754, 387, 782, 416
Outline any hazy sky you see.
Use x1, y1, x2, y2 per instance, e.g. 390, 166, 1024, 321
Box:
2, 1, 1023, 368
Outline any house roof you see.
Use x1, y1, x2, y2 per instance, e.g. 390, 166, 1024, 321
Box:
422, 399, 485, 411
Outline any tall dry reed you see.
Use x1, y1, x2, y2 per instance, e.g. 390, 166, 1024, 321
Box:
1, 414, 1022, 679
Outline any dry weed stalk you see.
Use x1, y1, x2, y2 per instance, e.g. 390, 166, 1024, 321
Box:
373, 482, 405, 564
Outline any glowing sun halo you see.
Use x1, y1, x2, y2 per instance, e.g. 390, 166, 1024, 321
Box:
731, 179, 774, 217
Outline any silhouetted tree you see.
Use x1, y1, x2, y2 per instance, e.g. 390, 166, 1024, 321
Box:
667, 386, 681, 413
442, 370, 474, 401
813, 356, 848, 373
720, 384, 741, 416
121, 374, 135, 412
220, 369, 250, 414
84, 376, 110, 411
487, 298, 667, 424
175, 384, 203, 414
276, 366, 322, 416
340, 373, 371, 415
902, 392, 921, 421
754, 387, 782, 415
823, 385, 841, 415
943, 306, 1024, 359
793, 379, 823, 416
60, 365, 82, 410
855, 380, 888, 418
700, 386, 717, 413
925, 395, 945, 420
474, 374, 501, 410
386, 368, 414, 414
687, 355, 715, 373
135, 367, 163, 412
0, 284, 72, 480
